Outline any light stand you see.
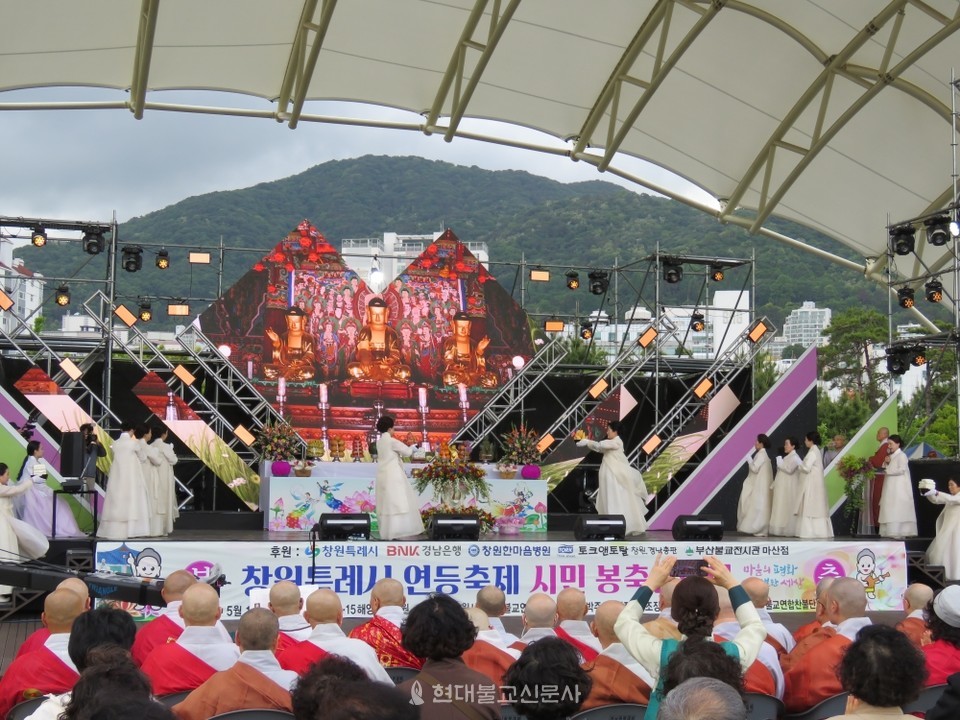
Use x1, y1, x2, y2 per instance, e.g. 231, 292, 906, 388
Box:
418, 386, 430, 450
318, 382, 330, 453
309, 523, 321, 584
277, 377, 287, 417
458, 383, 470, 423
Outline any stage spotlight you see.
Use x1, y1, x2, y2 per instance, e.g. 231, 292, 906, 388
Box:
54, 285, 70, 307
543, 317, 564, 333
512, 355, 525, 370
663, 261, 683, 284
747, 319, 771, 344
710, 265, 725, 282
588, 270, 609, 295
925, 279, 943, 303
690, 312, 705, 332
886, 349, 910, 375
167, 301, 190, 316
529, 267, 550, 282
580, 322, 594, 340
82, 228, 104, 255
156, 249, 170, 270
897, 286, 915, 309
910, 347, 927, 367
565, 271, 580, 290
121, 246, 143, 272
138, 300, 152, 322
31, 226, 47, 247
890, 225, 916, 256
926, 216, 952, 247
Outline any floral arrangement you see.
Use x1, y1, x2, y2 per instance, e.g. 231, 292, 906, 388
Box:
253, 421, 301, 460
500, 423, 542, 465
837, 455, 873, 518
421, 504, 496, 534
413, 458, 491, 505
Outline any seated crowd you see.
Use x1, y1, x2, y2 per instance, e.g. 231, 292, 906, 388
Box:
1, 562, 959, 719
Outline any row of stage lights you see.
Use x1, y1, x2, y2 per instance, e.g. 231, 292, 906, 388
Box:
886, 346, 926, 375
51, 289, 188, 321
545, 309, 708, 339
528, 268, 610, 295
891, 217, 955, 307
897, 279, 944, 308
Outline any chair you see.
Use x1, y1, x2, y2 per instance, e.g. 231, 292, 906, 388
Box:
902, 684, 947, 714
745, 693, 785, 720
784, 693, 849, 720
208, 711, 294, 720
157, 691, 192, 707
570, 703, 647, 719
7, 697, 47, 720
385, 665, 421, 685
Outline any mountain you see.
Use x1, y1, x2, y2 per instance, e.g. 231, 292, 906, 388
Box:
15, 154, 914, 331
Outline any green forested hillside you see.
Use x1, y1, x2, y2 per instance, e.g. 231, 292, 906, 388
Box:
17, 154, 917, 330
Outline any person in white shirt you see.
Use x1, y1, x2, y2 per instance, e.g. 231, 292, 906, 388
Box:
741, 577, 795, 654
556, 587, 602, 654
475, 585, 519, 645
769, 437, 802, 537
878, 434, 918, 539
513, 592, 558, 649
268, 580, 311, 646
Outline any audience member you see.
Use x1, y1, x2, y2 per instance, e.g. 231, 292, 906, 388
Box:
828, 624, 927, 719
292, 663, 418, 720
896, 583, 934, 649
923, 585, 960, 685
712, 586, 783, 698
579, 600, 653, 710
461, 606, 520, 687
289, 655, 369, 720
69, 697, 175, 720
269, 580, 311, 651
788, 577, 836, 653
476, 585, 519, 644
784, 577, 871, 712
397, 593, 501, 719
554, 588, 601, 659
60, 647, 153, 720
662, 638, 745, 698
742, 576, 796, 654
502, 636, 592, 720
141, 583, 240, 695
173, 608, 297, 719
0, 589, 84, 717
512, 593, 559, 650
659, 677, 747, 720
348, 578, 423, 668
16, 577, 90, 659
928, 670, 960, 720
278, 588, 391, 682
641, 577, 681, 640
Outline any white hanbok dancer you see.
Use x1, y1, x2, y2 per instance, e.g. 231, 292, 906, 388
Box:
136, 426, 163, 536
737, 434, 773, 536
577, 420, 650, 535
151, 426, 179, 535
15, 441, 83, 538
0, 462, 49, 600
878, 434, 917, 539
768, 437, 801, 537
923, 478, 960, 580
796, 431, 833, 539
374, 415, 424, 540
99, 422, 153, 539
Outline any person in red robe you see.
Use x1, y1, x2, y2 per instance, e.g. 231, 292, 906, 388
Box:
783, 577, 872, 713
347, 578, 423, 668
712, 587, 783, 698
132, 569, 215, 666
461, 607, 520, 688
268, 579, 311, 653
896, 583, 933, 649
173, 608, 298, 720
790, 577, 836, 647
15, 576, 90, 659
0, 589, 84, 717
579, 601, 653, 710
866, 426, 891, 532
509, 593, 560, 652
141, 583, 240, 695
741, 577, 795, 656
923, 585, 960, 685
554, 588, 601, 661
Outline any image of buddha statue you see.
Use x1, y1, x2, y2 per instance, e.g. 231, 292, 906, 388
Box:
441, 311, 498, 388
346, 297, 411, 382
264, 306, 317, 381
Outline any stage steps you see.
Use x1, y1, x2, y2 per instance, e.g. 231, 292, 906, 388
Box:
907, 550, 946, 589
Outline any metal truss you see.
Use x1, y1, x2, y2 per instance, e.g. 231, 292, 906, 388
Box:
450, 336, 564, 447
276, 0, 339, 128
627, 318, 776, 469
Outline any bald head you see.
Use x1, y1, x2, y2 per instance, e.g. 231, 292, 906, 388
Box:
523, 593, 557, 629
825, 577, 867, 623
180, 584, 222, 626
877, 427, 890, 442
592, 601, 624, 648
161, 570, 197, 603
476, 585, 507, 617
236, 607, 279, 652
269, 580, 303, 617
371, 578, 405, 612
465, 606, 490, 632
556, 588, 588, 622
305, 589, 342, 626
57, 578, 91, 609
42, 589, 85, 633
904, 583, 934, 613
741, 577, 770, 609
659, 579, 679, 610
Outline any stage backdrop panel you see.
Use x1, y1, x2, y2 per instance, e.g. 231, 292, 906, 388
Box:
94, 539, 907, 619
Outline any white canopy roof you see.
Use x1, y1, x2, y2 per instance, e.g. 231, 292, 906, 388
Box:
4, 0, 960, 318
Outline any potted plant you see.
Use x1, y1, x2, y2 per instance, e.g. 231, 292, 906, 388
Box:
838, 455, 873, 534
412, 458, 491, 508
253, 421, 302, 476
501, 423, 543, 479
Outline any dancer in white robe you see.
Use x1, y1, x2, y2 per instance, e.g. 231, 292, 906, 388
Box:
151, 425, 179, 535
878, 434, 917, 539
796, 431, 833, 539
136, 425, 163, 536
14, 441, 83, 538
375, 415, 424, 540
0, 462, 48, 600
737, 434, 773, 536
923, 478, 960, 580
768, 437, 801, 537
577, 420, 650, 535
99, 422, 153, 539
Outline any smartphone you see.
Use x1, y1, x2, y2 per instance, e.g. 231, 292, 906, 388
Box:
670, 559, 708, 578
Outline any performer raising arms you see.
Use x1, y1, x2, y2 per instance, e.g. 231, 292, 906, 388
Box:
923, 478, 960, 580
374, 416, 424, 540
576, 421, 650, 535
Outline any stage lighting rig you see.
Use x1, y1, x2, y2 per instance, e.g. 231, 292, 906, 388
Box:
925, 216, 953, 247
121, 246, 143, 272
890, 225, 916, 256
580, 322, 594, 340
710, 265, 725, 282
529, 267, 550, 282
663, 260, 683, 284
897, 286, 915, 309
926, 279, 943, 303
690, 312, 705, 332
31, 226, 47, 248
82, 228, 105, 255
54, 285, 70, 306
156, 249, 170, 270
138, 300, 153, 322
587, 270, 609, 295
565, 271, 580, 290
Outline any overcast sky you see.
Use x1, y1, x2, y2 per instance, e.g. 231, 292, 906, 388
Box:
0, 88, 714, 237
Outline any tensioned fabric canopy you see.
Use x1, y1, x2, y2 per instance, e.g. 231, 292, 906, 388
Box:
4, 0, 960, 316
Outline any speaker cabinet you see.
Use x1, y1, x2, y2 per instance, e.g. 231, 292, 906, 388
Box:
316, 513, 371, 540
574, 514, 626, 540
671, 514, 724, 541
59, 431, 85, 478
428, 514, 481, 541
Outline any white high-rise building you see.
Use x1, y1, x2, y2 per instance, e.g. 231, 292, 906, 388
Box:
0, 238, 44, 335
781, 301, 832, 348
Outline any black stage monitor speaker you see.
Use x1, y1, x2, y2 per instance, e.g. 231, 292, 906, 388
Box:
672, 514, 724, 541
429, 513, 481, 541
574, 514, 626, 541
317, 513, 371, 540
60, 431, 85, 478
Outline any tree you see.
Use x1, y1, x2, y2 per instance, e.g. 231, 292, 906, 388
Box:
818, 308, 889, 409
753, 352, 780, 400
560, 337, 608, 366
817, 390, 873, 440
781, 343, 805, 360
32, 316, 45, 334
